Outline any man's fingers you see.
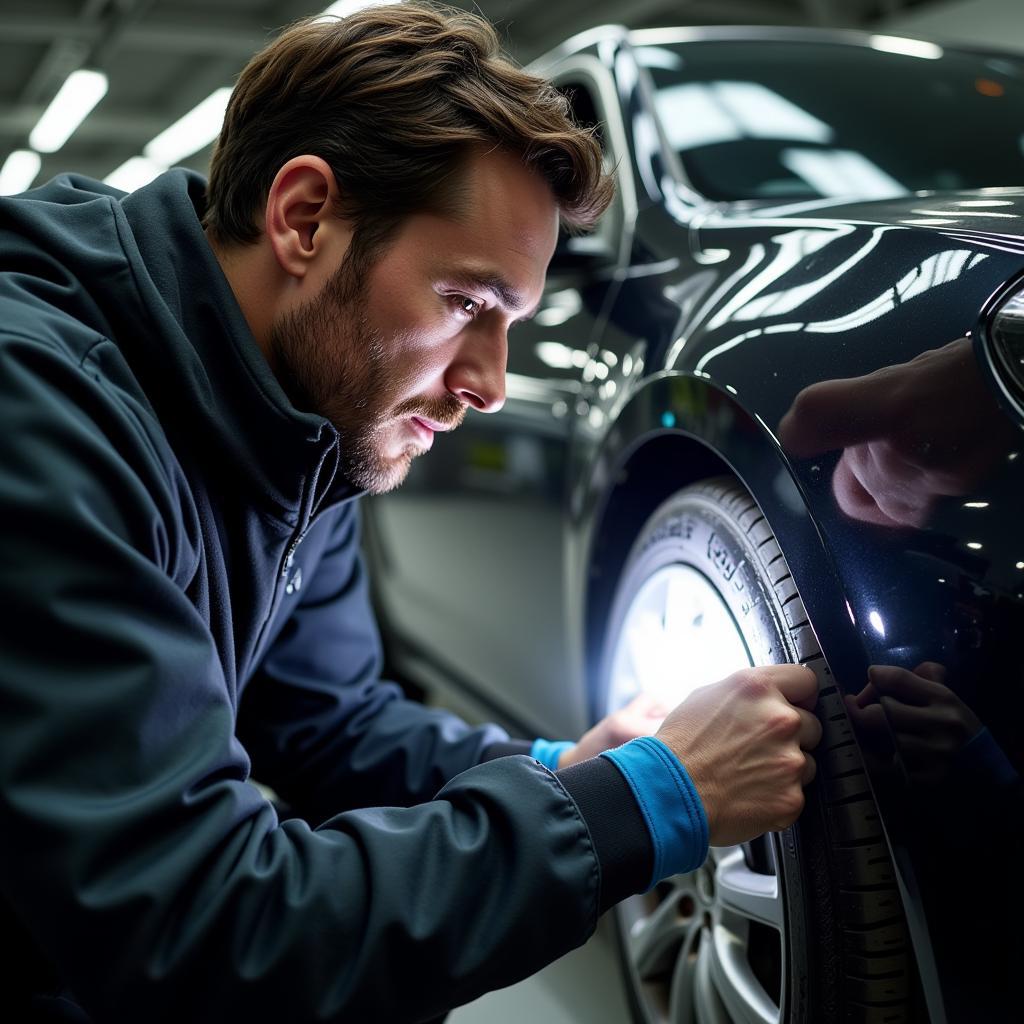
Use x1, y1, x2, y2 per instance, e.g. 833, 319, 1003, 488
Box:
801, 753, 817, 786
913, 661, 948, 684
765, 663, 819, 709
853, 681, 878, 707
868, 665, 945, 705
778, 374, 893, 458
878, 696, 935, 734
796, 707, 822, 751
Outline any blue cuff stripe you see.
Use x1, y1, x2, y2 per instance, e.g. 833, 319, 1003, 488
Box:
531, 738, 574, 771
602, 736, 709, 888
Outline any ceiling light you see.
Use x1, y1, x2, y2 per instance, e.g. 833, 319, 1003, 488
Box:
29, 69, 108, 153
0, 150, 42, 195
320, 0, 403, 19
143, 87, 233, 167
104, 156, 165, 193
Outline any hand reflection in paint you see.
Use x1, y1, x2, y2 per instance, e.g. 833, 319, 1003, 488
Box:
844, 661, 1017, 790
778, 337, 1018, 528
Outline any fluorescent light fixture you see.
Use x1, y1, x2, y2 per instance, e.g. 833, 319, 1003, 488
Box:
29, 69, 108, 153
320, 0, 403, 20
104, 156, 165, 193
0, 149, 42, 195
143, 87, 233, 167
869, 35, 944, 61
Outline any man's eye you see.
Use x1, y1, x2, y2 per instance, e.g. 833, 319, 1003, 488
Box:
454, 295, 481, 318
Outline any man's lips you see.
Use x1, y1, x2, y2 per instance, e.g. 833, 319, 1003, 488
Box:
408, 415, 453, 447
410, 415, 454, 433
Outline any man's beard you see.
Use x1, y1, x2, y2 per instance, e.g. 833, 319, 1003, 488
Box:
267, 255, 464, 494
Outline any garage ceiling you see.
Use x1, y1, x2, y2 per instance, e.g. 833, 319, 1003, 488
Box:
0, 0, 964, 190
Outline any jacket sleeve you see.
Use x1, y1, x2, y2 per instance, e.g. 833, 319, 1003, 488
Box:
0, 337, 605, 1022
236, 503, 517, 823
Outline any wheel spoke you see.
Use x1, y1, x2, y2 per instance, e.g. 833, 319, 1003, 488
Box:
715, 847, 783, 930
694, 938, 732, 1024
706, 922, 780, 1024
667, 924, 702, 1024
627, 882, 698, 981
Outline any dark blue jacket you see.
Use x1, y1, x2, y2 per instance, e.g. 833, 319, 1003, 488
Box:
0, 170, 651, 1022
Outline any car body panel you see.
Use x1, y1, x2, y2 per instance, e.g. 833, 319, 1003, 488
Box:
366, 26, 1024, 1020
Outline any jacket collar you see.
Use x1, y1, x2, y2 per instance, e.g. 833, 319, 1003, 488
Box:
117, 169, 360, 522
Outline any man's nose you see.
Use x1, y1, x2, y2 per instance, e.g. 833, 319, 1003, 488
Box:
447, 325, 507, 414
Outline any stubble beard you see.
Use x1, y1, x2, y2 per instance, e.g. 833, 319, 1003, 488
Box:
268, 256, 464, 495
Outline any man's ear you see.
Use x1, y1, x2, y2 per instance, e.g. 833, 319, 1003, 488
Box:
264, 155, 352, 280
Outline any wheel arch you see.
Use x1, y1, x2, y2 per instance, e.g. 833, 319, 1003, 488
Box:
578, 372, 865, 716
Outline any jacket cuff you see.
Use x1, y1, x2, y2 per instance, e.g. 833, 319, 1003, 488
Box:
530, 738, 575, 771
479, 739, 533, 762
556, 756, 653, 913
602, 737, 709, 889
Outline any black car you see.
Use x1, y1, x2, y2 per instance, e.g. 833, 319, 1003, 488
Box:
363, 25, 1024, 1024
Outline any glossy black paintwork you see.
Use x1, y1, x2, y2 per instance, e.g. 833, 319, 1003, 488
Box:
365, 27, 1024, 1022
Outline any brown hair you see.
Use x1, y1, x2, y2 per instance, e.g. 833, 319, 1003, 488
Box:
204, 2, 614, 262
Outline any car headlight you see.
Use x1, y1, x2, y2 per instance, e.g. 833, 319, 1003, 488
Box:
986, 285, 1024, 419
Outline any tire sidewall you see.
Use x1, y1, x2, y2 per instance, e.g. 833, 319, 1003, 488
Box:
595, 482, 817, 1024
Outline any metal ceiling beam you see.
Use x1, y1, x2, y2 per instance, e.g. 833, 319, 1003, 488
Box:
0, 104, 167, 144
0, 13, 270, 58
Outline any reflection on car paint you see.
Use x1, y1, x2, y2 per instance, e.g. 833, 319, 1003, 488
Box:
366, 27, 1024, 1022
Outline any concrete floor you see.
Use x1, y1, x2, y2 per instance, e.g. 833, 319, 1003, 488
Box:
449, 916, 632, 1023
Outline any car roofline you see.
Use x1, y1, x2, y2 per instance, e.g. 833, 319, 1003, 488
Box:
530, 22, 1023, 71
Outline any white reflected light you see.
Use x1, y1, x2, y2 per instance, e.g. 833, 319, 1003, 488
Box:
655, 81, 832, 152
869, 35, 944, 61
29, 69, 108, 153
635, 46, 685, 71
807, 249, 975, 334
607, 565, 751, 711
144, 87, 232, 166
0, 150, 42, 195
780, 148, 905, 200
967, 542, 983, 550
534, 341, 588, 370
534, 287, 582, 327
868, 610, 886, 638
964, 501, 990, 509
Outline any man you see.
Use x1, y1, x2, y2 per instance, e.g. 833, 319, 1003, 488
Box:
0, 5, 821, 1021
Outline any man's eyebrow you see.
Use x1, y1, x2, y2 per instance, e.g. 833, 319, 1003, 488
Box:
451, 270, 540, 322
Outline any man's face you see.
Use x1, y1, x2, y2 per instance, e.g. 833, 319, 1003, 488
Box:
268, 147, 559, 494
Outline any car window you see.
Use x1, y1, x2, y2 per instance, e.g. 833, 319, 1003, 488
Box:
636, 39, 1024, 201
553, 75, 624, 262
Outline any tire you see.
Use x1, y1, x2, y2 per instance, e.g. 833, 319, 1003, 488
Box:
597, 476, 913, 1024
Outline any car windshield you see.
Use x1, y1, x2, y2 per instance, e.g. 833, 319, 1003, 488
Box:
638, 37, 1024, 202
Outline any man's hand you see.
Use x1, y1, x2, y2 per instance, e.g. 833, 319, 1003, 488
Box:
655, 665, 822, 846
844, 661, 983, 786
778, 338, 1016, 528
558, 692, 669, 769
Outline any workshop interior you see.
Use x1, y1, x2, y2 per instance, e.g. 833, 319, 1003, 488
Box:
2, 1, 1023, 1022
